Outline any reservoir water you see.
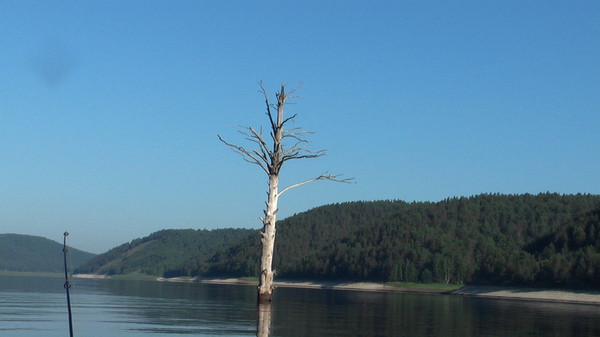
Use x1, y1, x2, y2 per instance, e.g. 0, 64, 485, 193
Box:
1, 275, 600, 336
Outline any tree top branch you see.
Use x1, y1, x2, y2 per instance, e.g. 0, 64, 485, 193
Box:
279, 174, 355, 196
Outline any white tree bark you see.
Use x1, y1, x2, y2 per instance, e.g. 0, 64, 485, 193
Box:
258, 174, 279, 301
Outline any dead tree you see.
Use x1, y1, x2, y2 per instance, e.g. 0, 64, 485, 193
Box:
218, 83, 350, 303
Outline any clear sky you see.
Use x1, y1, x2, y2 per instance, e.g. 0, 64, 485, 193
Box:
1, 1, 599, 253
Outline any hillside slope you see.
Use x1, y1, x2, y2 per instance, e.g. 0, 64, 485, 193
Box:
0, 234, 96, 273
74, 228, 254, 277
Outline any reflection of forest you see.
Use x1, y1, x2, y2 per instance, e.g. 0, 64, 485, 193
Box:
260, 287, 600, 336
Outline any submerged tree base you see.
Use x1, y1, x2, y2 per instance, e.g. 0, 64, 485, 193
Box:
258, 292, 273, 304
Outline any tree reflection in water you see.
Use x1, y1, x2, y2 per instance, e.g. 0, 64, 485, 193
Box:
257, 302, 272, 337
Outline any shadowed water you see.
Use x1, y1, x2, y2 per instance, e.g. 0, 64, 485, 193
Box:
1, 275, 600, 336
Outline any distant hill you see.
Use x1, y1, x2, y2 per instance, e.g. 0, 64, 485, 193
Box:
74, 228, 254, 277
0, 234, 96, 273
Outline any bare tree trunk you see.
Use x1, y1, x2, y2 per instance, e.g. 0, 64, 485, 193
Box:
258, 174, 279, 303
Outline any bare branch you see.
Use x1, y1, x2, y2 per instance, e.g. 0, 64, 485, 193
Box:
217, 135, 269, 174
252, 149, 268, 164
279, 174, 354, 196
281, 154, 323, 163
260, 81, 277, 132
284, 136, 314, 150
281, 113, 298, 127
283, 127, 312, 135
247, 127, 272, 156
286, 82, 302, 97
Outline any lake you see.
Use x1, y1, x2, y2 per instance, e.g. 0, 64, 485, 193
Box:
1, 275, 600, 336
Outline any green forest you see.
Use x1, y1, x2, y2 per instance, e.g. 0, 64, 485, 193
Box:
76, 193, 600, 289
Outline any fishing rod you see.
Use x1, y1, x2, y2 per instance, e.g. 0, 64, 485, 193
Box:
63, 232, 74, 337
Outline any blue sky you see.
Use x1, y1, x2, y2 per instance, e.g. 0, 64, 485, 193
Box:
1, 1, 599, 253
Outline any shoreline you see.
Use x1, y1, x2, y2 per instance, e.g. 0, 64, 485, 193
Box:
193, 278, 448, 294
452, 285, 600, 305
73, 274, 600, 305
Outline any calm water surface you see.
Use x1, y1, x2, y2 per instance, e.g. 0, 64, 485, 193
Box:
1, 275, 600, 336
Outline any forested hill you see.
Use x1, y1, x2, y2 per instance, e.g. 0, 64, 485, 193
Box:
75, 193, 600, 289
0, 234, 96, 273
207, 193, 600, 289
74, 228, 254, 277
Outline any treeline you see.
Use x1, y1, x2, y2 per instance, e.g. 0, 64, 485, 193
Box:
208, 193, 600, 289
74, 228, 254, 277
